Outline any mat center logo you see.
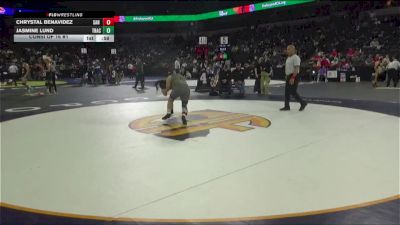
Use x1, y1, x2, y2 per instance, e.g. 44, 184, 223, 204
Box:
129, 110, 271, 140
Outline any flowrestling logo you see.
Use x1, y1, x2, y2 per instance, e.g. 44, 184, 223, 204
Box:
262, 1, 286, 9
129, 110, 271, 140
133, 16, 154, 21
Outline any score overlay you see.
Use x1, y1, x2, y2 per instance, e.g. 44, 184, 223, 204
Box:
13, 12, 115, 43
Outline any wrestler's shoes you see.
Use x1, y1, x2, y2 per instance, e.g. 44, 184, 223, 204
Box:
161, 109, 174, 120
162, 113, 172, 120
182, 115, 187, 126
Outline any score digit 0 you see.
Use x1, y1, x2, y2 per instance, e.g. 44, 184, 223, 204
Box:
102, 26, 114, 34
102, 18, 114, 26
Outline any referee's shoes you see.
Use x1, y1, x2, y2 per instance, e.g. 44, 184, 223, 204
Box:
280, 102, 307, 111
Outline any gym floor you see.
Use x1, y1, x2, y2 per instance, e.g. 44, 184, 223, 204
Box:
1, 79, 399, 225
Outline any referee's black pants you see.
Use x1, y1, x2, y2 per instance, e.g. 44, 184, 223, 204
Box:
386, 69, 398, 87
10, 72, 18, 86
284, 75, 305, 108
51, 72, 57, 92
134, 73, 145, 89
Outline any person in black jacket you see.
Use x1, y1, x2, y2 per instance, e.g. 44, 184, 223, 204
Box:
134, 58, 145, 89
253, 57, 262, 94
231, 62, 245, 96
219, 66, 232, 95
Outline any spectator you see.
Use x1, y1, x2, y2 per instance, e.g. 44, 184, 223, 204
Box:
370, 38, 381, 50
8, 62, 18, 86
134, 58, 145, 89
174, 56, 181, 72
219, 66, 232, 95
127, 62, 134, 79
260, 59, 272, 95
331, 56, 340, 69
253, 57, 262, 94
318, 55, 331, 82
231, 63, 245, 96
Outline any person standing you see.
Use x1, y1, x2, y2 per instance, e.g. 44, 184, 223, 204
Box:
253, 57, 262, 94
133, 58, 144, 89
8, 62, 18, 87
115, 62, 124, 85
373, 56, 383, 88
386, 57, 400, 87
50, 60, 57, 94
174, 56, 181, 72
93, 59, 101, 86
219, 66, 232, 95
260, 59, 272, 95
231, 62, 245, 96
281, 45, 307, 111
381, 54, 390, 84
43, 54, 53, 93
21, 62, 31, 93
0, 60, 6, 84
127, 61, 134, 79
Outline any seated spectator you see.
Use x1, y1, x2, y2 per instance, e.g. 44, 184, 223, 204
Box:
192, 63, 199, 79
370, 38, 381, 50
365, 54, 374, 66
331, 56, 340, 69
209, 71, 219, 96
339, 59, 351, 71
331, 49, 338, 58
346, 48, 356, 58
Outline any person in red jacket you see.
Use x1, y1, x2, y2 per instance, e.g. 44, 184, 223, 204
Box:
331, 49, 338, 58
347, 48, 355, 58
318, 55, 330, 82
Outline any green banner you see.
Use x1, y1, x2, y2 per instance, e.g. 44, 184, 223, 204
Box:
122, 0, 315, 23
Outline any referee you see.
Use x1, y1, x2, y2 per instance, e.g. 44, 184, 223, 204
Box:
386, 56, 400, 87
280, 45, 307, 111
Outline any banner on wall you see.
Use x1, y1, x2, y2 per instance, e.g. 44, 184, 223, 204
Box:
199, 36, 207, 45
327, 70, 338, 78
340, 72, 346, 82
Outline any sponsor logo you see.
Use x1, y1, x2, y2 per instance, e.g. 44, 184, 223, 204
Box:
129, 110, 271, 140
262, 1, 286, 9
219, 10, 228, 16
133, 16, 154, 21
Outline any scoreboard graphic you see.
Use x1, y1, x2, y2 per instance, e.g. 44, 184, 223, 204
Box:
13, 11, 115, 42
